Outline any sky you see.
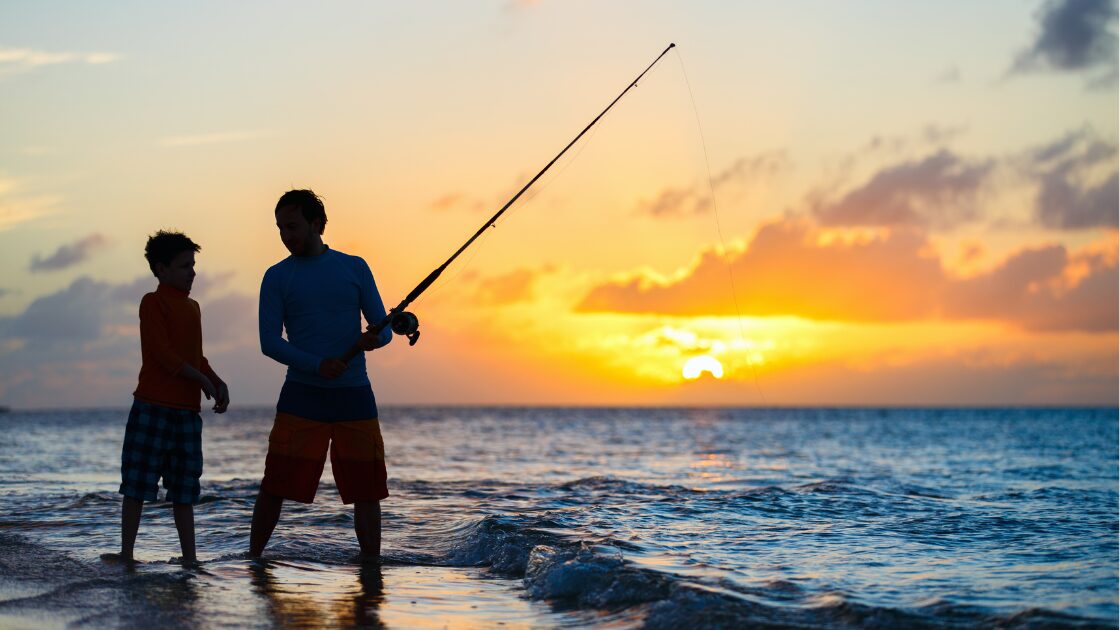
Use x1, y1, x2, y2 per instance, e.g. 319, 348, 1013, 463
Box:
0, 0, 1117, 408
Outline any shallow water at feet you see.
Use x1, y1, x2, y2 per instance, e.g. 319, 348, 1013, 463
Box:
0, 407, 1115, 628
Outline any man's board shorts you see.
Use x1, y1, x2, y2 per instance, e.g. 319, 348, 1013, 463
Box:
119, 399, 204, 504
261, 381, 388, 504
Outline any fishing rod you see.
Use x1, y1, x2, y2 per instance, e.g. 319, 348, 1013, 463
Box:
341, 42, 676, 362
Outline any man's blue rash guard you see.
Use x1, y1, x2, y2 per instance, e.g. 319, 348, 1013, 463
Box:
259, 246, 392, 388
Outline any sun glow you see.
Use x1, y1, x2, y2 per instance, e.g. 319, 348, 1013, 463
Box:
682, 355, 724, 380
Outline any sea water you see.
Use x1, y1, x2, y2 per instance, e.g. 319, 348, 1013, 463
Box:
0, 407, 1115, 628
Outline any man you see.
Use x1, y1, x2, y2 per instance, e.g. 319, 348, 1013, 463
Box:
250, 189, 392, 561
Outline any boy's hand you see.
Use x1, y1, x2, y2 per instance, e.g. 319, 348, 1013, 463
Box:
199, 376, 217, 401
319, 358, 347, 379
213, 383, 230, 413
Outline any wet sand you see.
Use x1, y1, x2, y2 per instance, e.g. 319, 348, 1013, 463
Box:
0, 539, 639, 629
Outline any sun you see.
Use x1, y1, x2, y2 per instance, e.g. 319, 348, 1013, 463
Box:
682, 355, 724, 380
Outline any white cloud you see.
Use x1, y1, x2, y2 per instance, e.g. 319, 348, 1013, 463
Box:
0, 47, 122, 78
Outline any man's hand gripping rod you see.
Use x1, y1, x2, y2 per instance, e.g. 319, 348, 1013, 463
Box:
341, 43, 676, 363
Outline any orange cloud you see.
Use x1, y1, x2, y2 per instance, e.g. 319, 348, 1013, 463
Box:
576, 217, 1118, 332
429, 193, 464, 212
474, 267, 546, 305
427, 173, 534, 215
578, 218, 944, 321
945, 243, 1118, 331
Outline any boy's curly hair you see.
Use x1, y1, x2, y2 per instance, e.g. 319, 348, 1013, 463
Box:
144, 230, 200, 277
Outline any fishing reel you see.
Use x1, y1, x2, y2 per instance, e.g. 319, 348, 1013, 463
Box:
390, 311, 421, 346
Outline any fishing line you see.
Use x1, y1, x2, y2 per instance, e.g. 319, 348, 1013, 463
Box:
423, 58, 672, 303
673, 49, 767, 404
342, 43, 678, 359
417, 121, 605, 305
413, 219, 494, 304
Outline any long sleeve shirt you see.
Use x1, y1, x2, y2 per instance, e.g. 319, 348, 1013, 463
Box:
133, 283, 220, 411
259, 246, 392, 388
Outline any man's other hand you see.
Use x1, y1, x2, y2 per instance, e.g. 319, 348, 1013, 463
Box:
357, 328, 381, 351
319, 358, 347, 379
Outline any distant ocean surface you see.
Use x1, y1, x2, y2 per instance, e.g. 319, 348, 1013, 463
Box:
0, 407, 1115, 629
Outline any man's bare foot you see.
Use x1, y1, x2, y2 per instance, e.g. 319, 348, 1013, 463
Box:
169, 556, 202, 569
358, 552, 381, 566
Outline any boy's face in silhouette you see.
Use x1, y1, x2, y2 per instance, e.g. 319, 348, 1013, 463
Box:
275, 205, 322, 257
156, 250, 196, 293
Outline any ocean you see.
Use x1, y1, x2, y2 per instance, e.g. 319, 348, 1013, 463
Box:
0, 406, 1115, 629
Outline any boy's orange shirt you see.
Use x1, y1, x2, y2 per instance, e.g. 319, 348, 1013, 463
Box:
133, 283, 219, 411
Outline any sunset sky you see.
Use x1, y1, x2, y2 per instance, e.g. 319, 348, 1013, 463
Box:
1, 1, 1117, 407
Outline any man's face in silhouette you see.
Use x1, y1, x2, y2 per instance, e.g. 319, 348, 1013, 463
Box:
275, 205, 322, 256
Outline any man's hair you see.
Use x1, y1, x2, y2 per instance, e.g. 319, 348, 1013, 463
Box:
276, 189, 327, 234
144, 230, 200, 278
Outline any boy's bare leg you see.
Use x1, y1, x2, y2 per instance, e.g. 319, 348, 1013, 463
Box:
354, 501, 381, 561
250, 489, 284, 557
121, 496, 143, 560
172, 503, 197, 564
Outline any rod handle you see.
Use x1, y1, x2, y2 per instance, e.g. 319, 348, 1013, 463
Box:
339, 312, 393, 363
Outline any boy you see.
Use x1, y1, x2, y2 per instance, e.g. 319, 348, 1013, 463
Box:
113, 230, 229, 565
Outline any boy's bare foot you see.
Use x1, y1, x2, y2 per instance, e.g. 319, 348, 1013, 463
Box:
100, 552, 141, 566
357, 552, 381, 566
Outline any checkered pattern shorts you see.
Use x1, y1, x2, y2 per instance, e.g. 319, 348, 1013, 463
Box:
119, 399, 203, 504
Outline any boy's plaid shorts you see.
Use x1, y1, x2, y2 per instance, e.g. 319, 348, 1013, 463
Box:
119, 399, 203, 504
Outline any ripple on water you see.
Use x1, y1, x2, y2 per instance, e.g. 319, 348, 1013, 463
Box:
0, 406, 1114, 627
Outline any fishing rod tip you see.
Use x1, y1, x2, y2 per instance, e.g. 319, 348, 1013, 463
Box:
669, 42, 676, 48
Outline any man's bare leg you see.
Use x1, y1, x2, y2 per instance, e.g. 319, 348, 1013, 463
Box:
354, 501, 381, 561
172, 503, 197, 564
250, 489, 284, 557
121, 496, 143, 560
